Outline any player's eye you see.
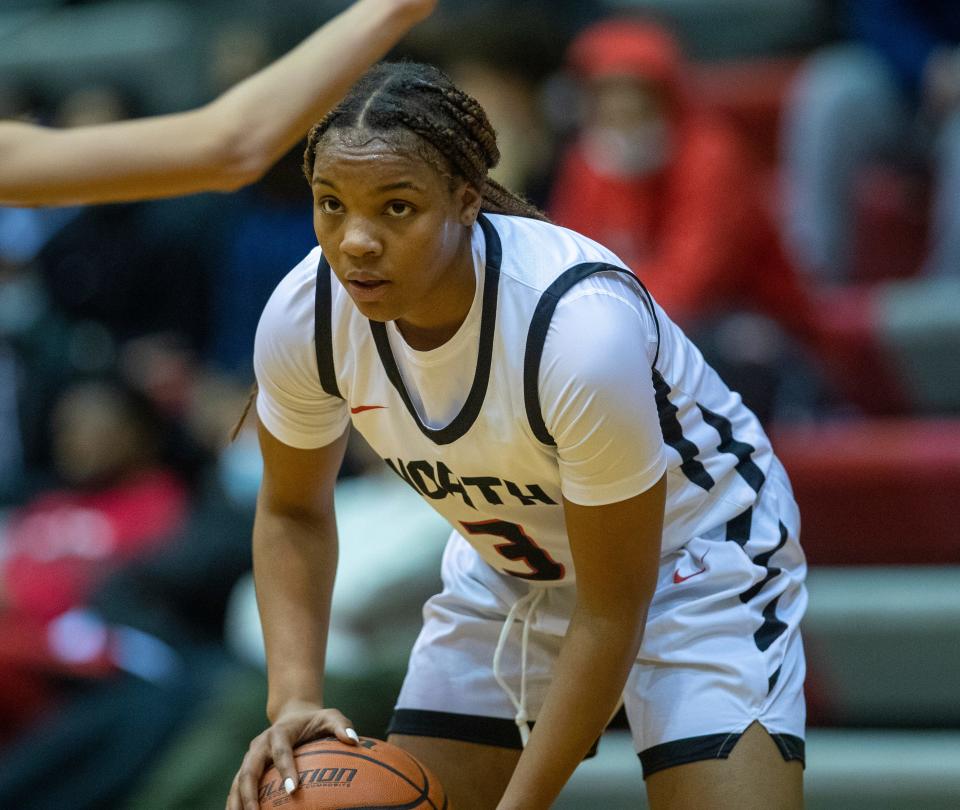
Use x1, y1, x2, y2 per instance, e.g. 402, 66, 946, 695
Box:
384, 201, 414, 218
317, 197, 344, 215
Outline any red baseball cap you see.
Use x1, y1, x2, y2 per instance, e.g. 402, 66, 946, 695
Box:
567, 19, 682, 87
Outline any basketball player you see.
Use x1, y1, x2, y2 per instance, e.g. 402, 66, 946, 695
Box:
229, 62, 806, 810
0, 0, 435, 207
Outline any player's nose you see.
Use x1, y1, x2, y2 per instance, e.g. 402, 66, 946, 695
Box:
339, 216, 382, 259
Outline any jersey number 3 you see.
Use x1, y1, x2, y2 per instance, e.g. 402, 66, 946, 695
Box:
460, 519, 565, 581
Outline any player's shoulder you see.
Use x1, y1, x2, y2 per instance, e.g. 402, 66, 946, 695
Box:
258, 245, 324, 342
483, 213, 628, 291
262, 245, 322, 313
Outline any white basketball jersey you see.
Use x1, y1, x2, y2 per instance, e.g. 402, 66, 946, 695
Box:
255, 213, 776, 586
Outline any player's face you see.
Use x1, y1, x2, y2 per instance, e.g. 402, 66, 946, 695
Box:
310, 131, 482, 345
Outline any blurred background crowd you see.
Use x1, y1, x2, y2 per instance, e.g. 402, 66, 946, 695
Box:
1, 1, 958, 808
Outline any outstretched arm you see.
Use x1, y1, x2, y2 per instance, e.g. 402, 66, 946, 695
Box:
0, 0, 435, 207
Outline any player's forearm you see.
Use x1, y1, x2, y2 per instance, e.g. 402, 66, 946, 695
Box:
252, 503, 338, 722
0, 0, 431, 206
205, 0, 432, 180
496, 606, 648, 810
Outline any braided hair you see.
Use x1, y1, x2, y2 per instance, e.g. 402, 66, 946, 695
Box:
303, 61, 548, 222
233, 63, 547, 442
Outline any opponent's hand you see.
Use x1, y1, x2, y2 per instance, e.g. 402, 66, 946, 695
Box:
389, 0, 439, 25
226, 701, 358, 810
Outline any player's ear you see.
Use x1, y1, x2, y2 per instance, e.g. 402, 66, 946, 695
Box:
457, 182, 483, 226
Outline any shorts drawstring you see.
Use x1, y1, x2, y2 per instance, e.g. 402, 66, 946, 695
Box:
492, 587, 545, 747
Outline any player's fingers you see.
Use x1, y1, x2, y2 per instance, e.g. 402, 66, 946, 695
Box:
237, 744, 268, 810
323, 709, 359, 745
225, 774, 241, 810
227, 769, 253, 810
268, 726, 301, 795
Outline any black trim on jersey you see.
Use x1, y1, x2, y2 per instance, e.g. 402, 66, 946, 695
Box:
638, 729, 805, 778
754, 595, 789, 652
649, 373, 767, 497
740, 519, 788, 603
387, 709, 599, 758
368, 214, 503, 446
314, 254, 343, 399
651, 370, 716, 491
725, 507, 753, 547
771, 732, 805, 765
523, 262, 660, 445
726, 513, 789, 658
697, 404, 766, 493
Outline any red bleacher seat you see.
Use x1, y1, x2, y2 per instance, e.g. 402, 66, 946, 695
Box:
772, 419, 960, 565
811, 284, 912, 415
851, 166, 930, 284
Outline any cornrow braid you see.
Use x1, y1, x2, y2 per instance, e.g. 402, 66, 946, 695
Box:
303, 61, 549, 222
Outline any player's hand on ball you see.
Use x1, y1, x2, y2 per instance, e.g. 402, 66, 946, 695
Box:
227, 701, 358, 810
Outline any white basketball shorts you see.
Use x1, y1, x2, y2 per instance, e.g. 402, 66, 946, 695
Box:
387, 459, 807, 777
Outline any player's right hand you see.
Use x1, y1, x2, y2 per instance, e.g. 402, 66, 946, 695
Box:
226, 700, 358, 810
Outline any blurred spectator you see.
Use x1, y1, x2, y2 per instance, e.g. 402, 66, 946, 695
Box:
54, 83, 137, 130
0, 83, 88, 501
0, 80, 46, 125
0, 377, 189, 740
89, 375, 257, 650
782, 0, 960, 282
449, 61, 555, 208
0, 255, 120, 503
206, 19, 274, 99
407, 2, 573, 208
0, 376, 258, 809
0, 76, 83, 279
0, 262, 58, 502
191, 23, 319, 375
548, 18, 817, 340
0, 80, 82, 275
205, 145, 317, 375
35, 83, 212, 351
118, 332, 199, 421
37, 196, 213, 353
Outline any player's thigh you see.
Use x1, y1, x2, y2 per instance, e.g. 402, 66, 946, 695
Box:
645, 721, 803, 810
388, 734, 520, 810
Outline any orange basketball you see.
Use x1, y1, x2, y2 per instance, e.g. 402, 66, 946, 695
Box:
258, 737, 447, 809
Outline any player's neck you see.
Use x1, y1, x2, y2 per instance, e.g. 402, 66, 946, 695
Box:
395, 235, 476, 351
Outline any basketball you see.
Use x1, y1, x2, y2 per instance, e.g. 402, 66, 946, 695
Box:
258, 737, 447, 809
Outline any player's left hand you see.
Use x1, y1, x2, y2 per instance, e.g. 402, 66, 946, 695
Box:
226, 700, 358, 810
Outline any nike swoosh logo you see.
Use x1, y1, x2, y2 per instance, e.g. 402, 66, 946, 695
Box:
673, 549, 710, 585
673, 566, 707, 585
350, 405, 387, 414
